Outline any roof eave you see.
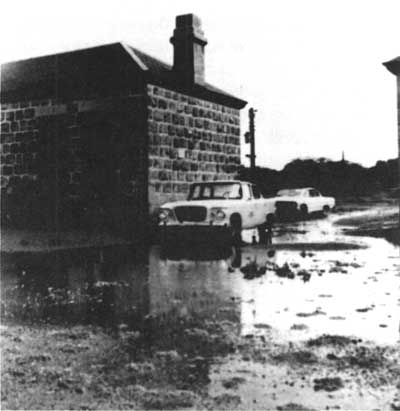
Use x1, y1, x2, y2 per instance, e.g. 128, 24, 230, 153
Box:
209, 92, 247, 110
147, 76, 247, 109
120, 42, 148, 71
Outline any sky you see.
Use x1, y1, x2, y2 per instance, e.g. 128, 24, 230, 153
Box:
1, 0, 399, 170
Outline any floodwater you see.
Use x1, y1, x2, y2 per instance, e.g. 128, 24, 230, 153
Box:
2, 209, 399, 345
2, 207, 400, 409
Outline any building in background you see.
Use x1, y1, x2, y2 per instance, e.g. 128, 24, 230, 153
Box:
383, 56, 400, 221
0, 14, 246, 234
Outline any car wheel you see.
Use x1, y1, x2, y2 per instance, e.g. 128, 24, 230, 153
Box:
322, 205, 330, 217
230, 214, 242, 246
266, 213, 275, 225
299, 204, 308, 219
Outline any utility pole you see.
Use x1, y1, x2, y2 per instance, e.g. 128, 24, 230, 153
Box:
244, 108, 256, 178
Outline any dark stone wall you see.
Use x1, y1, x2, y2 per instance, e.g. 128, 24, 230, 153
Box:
1, 94, 148, 233
1, 82, 243, 228
146, 84, 241, 210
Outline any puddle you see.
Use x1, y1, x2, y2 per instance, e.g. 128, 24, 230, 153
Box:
1, 207, 399, 410
1, 210, 399, 347
238, 241, 399, 345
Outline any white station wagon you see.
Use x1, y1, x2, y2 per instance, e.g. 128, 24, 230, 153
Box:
158, 180, 276, 242
275, 187, 336, 220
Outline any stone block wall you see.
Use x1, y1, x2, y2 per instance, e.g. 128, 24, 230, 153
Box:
1, 95, 147, 231
147, 84, 241, 210
1, 102, 39, 191
1, 84, 243, 227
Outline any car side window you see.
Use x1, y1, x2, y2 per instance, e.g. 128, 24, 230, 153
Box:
202, 186, 212, 198
242, 184, 252, 200
309, 189, 320, 197
190, 185, 201, 199
252, 185, 261, 199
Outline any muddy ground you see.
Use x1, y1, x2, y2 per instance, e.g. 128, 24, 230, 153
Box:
1, 204, 399, 410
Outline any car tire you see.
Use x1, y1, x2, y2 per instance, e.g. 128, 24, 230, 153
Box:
230, 214, 242, 246
266, 213, 275, 225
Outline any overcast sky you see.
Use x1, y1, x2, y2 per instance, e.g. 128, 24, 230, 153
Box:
1, 0, 399, 170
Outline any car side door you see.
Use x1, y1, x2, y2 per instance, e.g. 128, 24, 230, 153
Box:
250, 184, 268, 226
238, 183, 254, 228
308, 189, 322, 212
314, 189, 325, 210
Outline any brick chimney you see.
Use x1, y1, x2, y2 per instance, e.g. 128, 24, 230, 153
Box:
170, 14, 208, 86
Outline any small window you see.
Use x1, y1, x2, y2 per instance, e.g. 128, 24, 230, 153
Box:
309, 189, 320, 197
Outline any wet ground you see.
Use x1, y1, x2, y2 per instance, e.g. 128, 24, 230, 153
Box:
1, 205, 399, 409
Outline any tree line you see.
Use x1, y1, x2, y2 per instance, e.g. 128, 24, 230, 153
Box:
237, 158, 399, 199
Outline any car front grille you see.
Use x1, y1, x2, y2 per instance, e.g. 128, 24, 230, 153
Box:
174, 206, 207, 223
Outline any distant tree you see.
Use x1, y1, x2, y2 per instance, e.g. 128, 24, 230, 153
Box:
237, 158, 398, 199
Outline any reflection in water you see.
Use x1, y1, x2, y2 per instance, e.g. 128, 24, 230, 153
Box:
1, 244, 242, 332
2, 225, 399, 346
1, 244, 245, 394
160, 243, 233, 262
161, 243, 242, 268
151, 246, 241, 322
238, 239, 400, 345
1, 246, 150, 327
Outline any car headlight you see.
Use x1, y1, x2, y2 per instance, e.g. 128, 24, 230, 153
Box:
158, 208, 174, 223
210, 207, 226, 221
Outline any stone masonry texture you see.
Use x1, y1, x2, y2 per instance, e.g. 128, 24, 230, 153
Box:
147, 84, 241, 210
1, 94, 147, 231
1, 84, 242, 228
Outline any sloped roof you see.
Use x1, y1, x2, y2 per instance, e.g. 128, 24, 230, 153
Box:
1, 42, 247, 108
125, 44, 242, 100
383, 56, 400, 75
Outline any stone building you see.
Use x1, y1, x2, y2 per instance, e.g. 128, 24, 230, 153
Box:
0, 14, 247, 233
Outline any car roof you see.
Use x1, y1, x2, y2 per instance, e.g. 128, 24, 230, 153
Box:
190, 180, 251, 184
279, 187, 315, 191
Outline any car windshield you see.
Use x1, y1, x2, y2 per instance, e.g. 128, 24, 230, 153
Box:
277, 189, 304, 197
188, 183, 242, 200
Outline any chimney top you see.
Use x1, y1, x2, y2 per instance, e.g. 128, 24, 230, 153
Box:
170, 13, 208, 86
173, 14, 207, 41
176, 14, 199, 27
